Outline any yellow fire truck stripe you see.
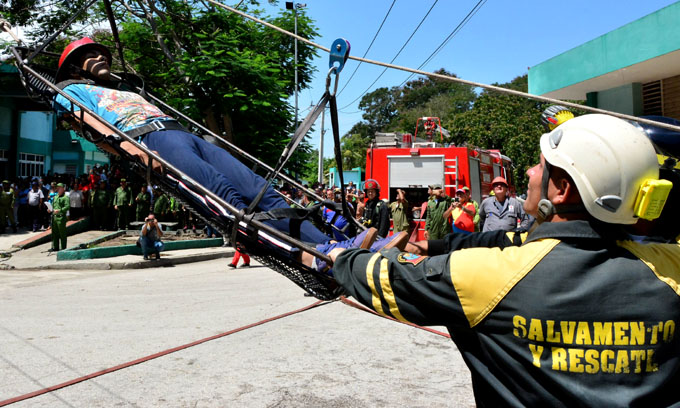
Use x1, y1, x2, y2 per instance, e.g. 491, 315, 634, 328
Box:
365, 253, 385, 315
379, 258, 409, 323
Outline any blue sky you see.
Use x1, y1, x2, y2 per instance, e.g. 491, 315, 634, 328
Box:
259, 0, 679, 157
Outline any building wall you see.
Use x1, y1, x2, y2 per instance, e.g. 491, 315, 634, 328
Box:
0, 104, 12, 179
529, 2, 680, 96
663, 74, 680, 119
328, 167, 362, 189
16, 111, 53, 176
587, 83, 643, 116
0, 105, 12, 148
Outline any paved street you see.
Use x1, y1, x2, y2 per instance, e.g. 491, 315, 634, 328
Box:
0, 258, 474, 407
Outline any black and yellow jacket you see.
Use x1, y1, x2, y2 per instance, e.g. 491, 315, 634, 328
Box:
334, 220, 680, 407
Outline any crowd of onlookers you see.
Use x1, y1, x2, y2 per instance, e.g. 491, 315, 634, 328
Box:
2, 166, 532, 241
225, 177, 498, 241
0, 164, 206, 235
275, 177, 534, 241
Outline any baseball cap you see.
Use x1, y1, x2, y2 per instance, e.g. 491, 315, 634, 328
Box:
430, 183, 442, 190
455, 188, 465, 194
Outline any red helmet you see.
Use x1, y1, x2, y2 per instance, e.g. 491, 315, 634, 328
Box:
364, 179, 380, 191
55, 37, 112, 82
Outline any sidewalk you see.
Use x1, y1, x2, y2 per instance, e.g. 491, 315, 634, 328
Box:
0, 227, 234, 270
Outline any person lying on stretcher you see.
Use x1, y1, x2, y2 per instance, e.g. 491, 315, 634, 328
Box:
51, 38, 409, 271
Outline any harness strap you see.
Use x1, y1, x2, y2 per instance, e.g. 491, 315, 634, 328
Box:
55, 79, 96, 90
125, 120, 187, 140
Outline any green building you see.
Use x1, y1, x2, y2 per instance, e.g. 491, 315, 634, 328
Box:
0, 63, 109, 180
529, 2, 680, 119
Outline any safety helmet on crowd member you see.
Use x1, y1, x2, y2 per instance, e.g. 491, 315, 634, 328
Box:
55, 37, 112, 83
538, 114, 660, 225
491, 177, 508, 187
364, 179, 380, 191
540, 105, 575, 132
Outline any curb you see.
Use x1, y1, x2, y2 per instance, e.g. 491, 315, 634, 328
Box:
11, 217, 92, 250
12, 249, 235, 271
57, 237, 225, 261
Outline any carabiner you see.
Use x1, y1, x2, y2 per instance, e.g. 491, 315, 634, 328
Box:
325, 66, 340, 96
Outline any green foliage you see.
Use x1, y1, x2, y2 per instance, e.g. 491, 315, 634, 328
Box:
338, 68, 475, 170
3, 0, 320, 176
447, 75, 571, 192
300, 150, 335, 185
344, 73, 587, 192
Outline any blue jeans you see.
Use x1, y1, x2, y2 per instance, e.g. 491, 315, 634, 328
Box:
144, 130, 330, 244
140, 236, 164, 256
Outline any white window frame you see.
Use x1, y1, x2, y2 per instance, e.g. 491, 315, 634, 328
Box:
19, 152, 45, 177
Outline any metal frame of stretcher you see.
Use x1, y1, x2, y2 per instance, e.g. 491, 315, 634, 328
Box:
3, 43, 345, 300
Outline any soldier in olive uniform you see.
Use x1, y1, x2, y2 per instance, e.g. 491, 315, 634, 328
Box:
135, 185, 151, 221
90, 180, 111, 230
50, 183, 70, 251
153, 189, 170, 221
113, 178, 133, 230
0, 180, 17, 233
424, 184, 452, 240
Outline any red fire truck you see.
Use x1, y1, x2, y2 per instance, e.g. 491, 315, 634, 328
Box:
366, 122, 515, 239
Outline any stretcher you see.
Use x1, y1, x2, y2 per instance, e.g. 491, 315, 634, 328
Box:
2, 32, 355, 301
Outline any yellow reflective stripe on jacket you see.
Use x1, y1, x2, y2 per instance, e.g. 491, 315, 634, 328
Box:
365, 253, 384, 314
365, 253, 408, 322
450, 239, 560, 328
379, 258, 407, 322
617, 240, 680, 297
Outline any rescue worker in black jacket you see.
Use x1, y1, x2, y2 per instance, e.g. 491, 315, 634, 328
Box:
361, 179, 390, 238
328, 114, 680, 407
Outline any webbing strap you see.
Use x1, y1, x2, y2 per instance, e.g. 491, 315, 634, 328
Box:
103, 0, 129, 79
245, 91, 330, 216
329, 94, 360, 232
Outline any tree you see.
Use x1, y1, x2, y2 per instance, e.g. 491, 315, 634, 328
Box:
2, 0, 320, 175
447, 75, 546, 192
357, 86, 398, 134
337, 68, 476, 170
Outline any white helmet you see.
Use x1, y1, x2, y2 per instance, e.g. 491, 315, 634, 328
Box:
539, 114, 659, 224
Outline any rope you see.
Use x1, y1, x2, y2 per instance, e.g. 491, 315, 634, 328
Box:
203, 0, 680, 134
340, 296, 451, 338
0, 300, 328, 407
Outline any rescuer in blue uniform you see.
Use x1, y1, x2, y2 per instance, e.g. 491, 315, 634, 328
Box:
361, 179, 390, 238
329, 114, 680, 406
